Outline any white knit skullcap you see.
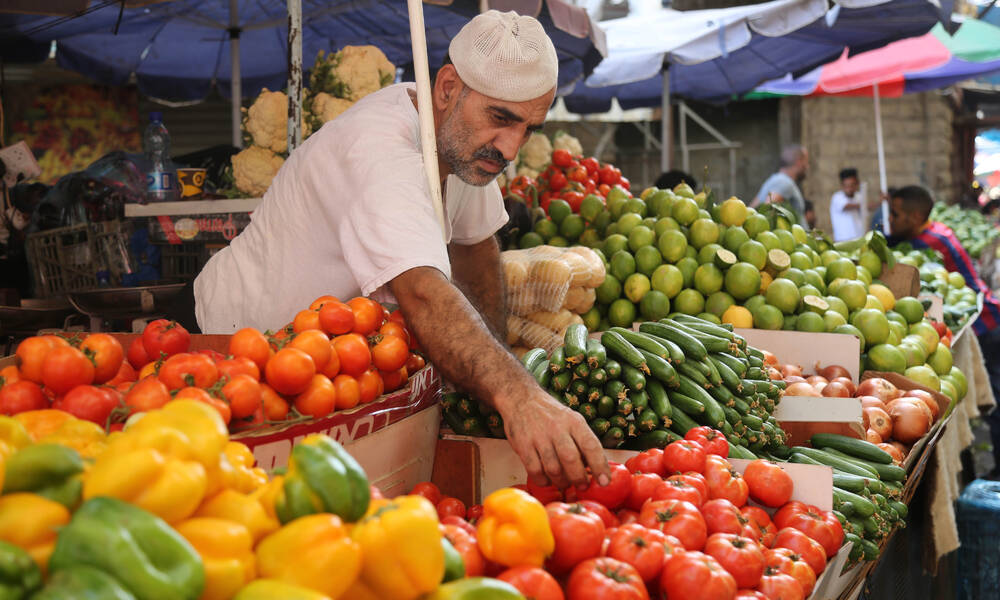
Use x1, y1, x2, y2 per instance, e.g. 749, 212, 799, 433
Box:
449, 10, 558, 102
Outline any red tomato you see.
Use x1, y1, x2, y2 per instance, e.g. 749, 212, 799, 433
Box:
332, 374, 361, 410
141, 319, 190, 359
653, 478, 704, 507
703, 533, 765, 589
741, 506, 772, 530
0, 380, 46, 414
229, 328, 272, 371
562, 191, 585, 213
735, 591, 768, 600
567, 557, 649, 600
597, 183, 612, 197
577, 500, 619, 529
437, 497, 467, 521
105, 361, 137, 387
124, 376, 171, 413
549, 170, 568, 193
577, 462, 631, 510
704, 455, 749, 506
357, 368, 383, 404
217, 357, 260, 382
546, 502, 607, 574
581, 157, 600, 176
41, 346, 95, 395
674, 473, 708, 502
701, 499, 745, 536
684, 427, 730, 457
157, 353, 219, 391
638, 499, 707, 551
265, 347, 316, 396
442, 524, 485, 577
466, 504, 484, 523
662, 441, 707, 475
379, 366, 408, 393
411, 481, 442, 505
552, 149, 574, 168
617, 508, 640, 526
526, 480, 563, 505
759, 521, 778, 548
80, 334, 124, 384
659, 550, 737, 600
765, 548, 816, 597
195, 348, 226, 363
772, 502, 844, 559
606, 523, 667, 583
743, 460, 794, 508
15, 336, 58, 383
498, 566, 564, 600
757, 568, 804, 600
619, 176, 631, 191
440, 515, 476, 537
567, 166, 589, 184
772, 528, 826, 576
598, 164, 621, 186
626, 473, 663, 511
625, 448, 665, 476
59, 385, 118, 425
318, 301, 356, 336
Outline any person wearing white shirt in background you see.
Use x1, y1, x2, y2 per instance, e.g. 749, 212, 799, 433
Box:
829, 168, 868, 242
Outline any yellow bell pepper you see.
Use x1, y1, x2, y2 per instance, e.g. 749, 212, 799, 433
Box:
194, 489, 279, 543
13, 410, 73, 443
253, 475, 284, 524
235, 579, 332, 600
0, 492, 71, 572
351, 495, 444, 600
0, 416, 31, 491
340, 580, 385, 600
205, 442, 268, 497
122, 400, 229, 469
37, 418, 106, 460
256, 514, 361, 598
175, 517, 256, 600
476, 487, 554, 568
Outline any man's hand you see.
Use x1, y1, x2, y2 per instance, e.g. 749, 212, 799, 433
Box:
499, 389, 610, 490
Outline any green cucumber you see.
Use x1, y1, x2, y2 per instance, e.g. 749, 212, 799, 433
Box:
637, 409, 658, 433
617, 397, 634, 417
586, 386, 602, 403
822, 448, 906, 482
601, 426, 625, 449
549, 347, 567, 373
707, 383, 735, 406
579, 402, 598, 421
622, 365, 647, 391
586, 339, 607, 369
889, 501, 908, 519
668, 407, 700, 435
605, 380, 627, 400
588, 368, 608, 386
605, 360, 622, 379
731, 397, 751, 415
791, 447, 881, 479
638, 322, 707, 360
860, 539, 880, 561
789, 452, 826, 467
634, 429, 680, 449
456, 397, 480, 418
710, 356, 744, 391
668, 391, 705, 415
769, 444, 792, 459
672, 315, 736, 340
740, 413, 764, 430
810, 433, 893, 464
562, 392, 580, 409
702, 356, 723, 387
601, 330, 648, 372
637, 349, 679, 387
564, 323, 588, 365
574, 361, 591, 380
677, 376, 725, 427
844, 533, 864, 561
610, 328, 670, 360
832, 473, 868, 493
664, 320, 731, 353
746, 367, 765, 381
722, 405, 742, 427
485, 411, 505, 438
629, 390, 649, 412
832, 487, 877, 518
590, 418, 611, 437
609, 414, 628, 430
531, 360, 552, 387
657, 337, 686, 364
646, 380, 673, 425
597, 395, 616, 418
728, 442, 758, 460
521, 348, 548, 372
675, 361, 711, 388
747, 355, 764, 369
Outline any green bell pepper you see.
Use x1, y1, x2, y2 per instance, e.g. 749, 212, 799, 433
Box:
441, 537, 465, 583
0, 541, 40, 600
2, 444, 83, 509
274, 434, 370, 524
48, 497, 204, 600
424, 578, 525, 600
32, 566, 135, 600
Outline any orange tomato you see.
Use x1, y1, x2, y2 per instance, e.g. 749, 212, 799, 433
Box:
358, 368, 383, 404
80, 333, 124, 384
158, 353, 219, 391
264, 347, 316, 396
0, 365, 20, 386
379, 321, 410, 345
15, 336, 58, 383
332, 374, 361, 410
222, 374, 263, 419
138, 361, 158, 379
229, 328, 272, 371
41, 346, 95, 395
260, 383, 289, 421
347, 297, 382, 335
333, 333, 371, 377
318, 301, 356, 336
292, 309, 322, 333
288, 329, 332, 371
309, 295, 340, 311
294, 374, 338, 418
320, 341, 341, 379
372, 335, 409, 372
106, 361, 138, 387
124, 376, 171, 413
217, 356, 260, 381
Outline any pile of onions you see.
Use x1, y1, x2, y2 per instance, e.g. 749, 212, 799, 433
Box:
779, 363, 855, 398
886, 397, 932, 444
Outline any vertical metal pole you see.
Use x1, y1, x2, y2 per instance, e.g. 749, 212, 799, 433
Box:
287, 0, 303, 151
874, 83, 889, 233
229, 0, 241, 149
407, 0, 446, 238
660, 69, 671, 172
729, 147, 736, 198
680, 101, 689, 174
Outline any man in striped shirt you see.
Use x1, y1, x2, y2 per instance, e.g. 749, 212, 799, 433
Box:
889, 185, 1000, 476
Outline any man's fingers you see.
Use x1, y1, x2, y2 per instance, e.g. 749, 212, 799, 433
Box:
572, 419, 611, 486
554, 430, 589, 488
509, 432, 550, 488
537, 442, 569, 490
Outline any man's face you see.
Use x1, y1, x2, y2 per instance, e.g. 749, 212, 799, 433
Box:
796, 150, 809, 180
842, 176, 859, 196
438, 84, 553, 186
889, 197, 920, 238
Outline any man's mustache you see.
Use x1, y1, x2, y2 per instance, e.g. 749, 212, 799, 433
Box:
473, 146, 509, 169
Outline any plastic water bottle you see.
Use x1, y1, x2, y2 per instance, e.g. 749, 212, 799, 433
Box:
143, 112, 178, 203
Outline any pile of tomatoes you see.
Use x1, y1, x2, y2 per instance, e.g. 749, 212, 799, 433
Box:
0, 294, 426, 433
419, 426, 845, 600
503, 149, 631, 215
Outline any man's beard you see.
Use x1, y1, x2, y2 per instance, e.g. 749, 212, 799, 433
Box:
438, 109, 509, 187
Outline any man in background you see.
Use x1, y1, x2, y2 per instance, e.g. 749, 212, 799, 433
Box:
829, 168, 867, 242
752, 145, 809, 228
655, 170, 698, 192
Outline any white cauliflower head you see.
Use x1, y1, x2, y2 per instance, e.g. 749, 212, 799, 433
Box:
553, 132, 583, 157
333, 45, 396, 101
516, 166, 540, 180
246, 89, 289, 153
312, 92, 355, 124
518, 133, 552, 171
232, 146, 285, 198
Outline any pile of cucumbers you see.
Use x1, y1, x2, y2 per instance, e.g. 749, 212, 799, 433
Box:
789, 433, 908, 564
522, 314, 790, 455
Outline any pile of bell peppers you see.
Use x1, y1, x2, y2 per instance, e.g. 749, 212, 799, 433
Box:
0, 400, 535, 600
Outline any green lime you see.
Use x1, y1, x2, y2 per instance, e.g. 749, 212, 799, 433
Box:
634, 245, 664, 277
852, 308, 890, 345
868, 344, 907, 374
705, 291, 736, 317
651, 264, 684, 298
676, 257, 699, 288
640, 290, 671, 321
775, 229, 796, 254
654, 217, 680, 238
744, 213, 770, 238
801, 295, 829, 315
789, 252, 813, 272
833, 324, 866, 352
674, 289, 705, 315
674, 182, 695, 198
578, 228, 602, 248
864, 294, 885, 312
697, 312, 722, 325
684, 246, 698, 260
658, 230, 688, 263
756, 231, 781, 251
617, 213, 643, 236
899, 342, 926, 368
548, 236, 568, 247
796, 311, 825, 332
744, 294, 768, 314
722, 227, 751, 253
672, 197, 700, 226
580, 195, 606, 222
609, 250, 637, 282
928, 344, 953, 375
719, 197, 748, 227
782, 314, 799, 331
593, 211, 612, 236
894, 297, 925, 324
548, 199, 572, 225
646, 190, 670, 216
519, 232, 544, 248
823, 310, 847, 331
595, 274, 622, 304
949, 366, 968, 398
603, 234, 629, 257
837, 280, 868, 312
624, 273, 652, 303
737, 240, 768, 271
698, 243, 724, 265
656, 194, 677, 219
690, 219, 720, 249
559, 214, 585, 241
826, 258, 857, 282
582, 307, 601, 331
856, 267, 873, 286
628, 225, 656, 252
803, 270, 827, 294
752, 304, 784, 330
725, 262, 763, 301
533, 219, 558, 240
643, 217, 658, 229
765, 279, 800, 314
608, 298, 637, 328
905, 365, 940, 391
821, 250, 842, 266
858, 251, 883, 278
694, 264, 724, 296
778, 267, 805, 287
791, 224, 809, 245
626, 197, 648, 217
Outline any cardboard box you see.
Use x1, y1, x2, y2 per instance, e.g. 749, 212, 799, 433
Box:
879, 262, 920, 299
774, 397, 865, 445
735, 329, 861, 382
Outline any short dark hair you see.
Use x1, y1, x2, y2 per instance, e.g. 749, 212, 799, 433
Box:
655, 170, 698, 191
804, 200, 815, 213
839, 168, 858, 181
891, 185, 935, 221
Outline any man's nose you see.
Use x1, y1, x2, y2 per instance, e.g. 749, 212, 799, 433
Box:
494, 129, 523, 162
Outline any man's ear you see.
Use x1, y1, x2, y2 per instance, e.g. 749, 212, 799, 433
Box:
433, 64, 461, 109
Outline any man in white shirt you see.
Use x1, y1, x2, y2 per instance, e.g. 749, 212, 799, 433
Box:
194, 11, 609, 491
829, 168, 867, 242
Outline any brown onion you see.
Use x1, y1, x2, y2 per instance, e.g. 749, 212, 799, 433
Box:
866, 429, 884, 444
806, 375, 829, 387
784, 375, 806, 384
781, 364, 803, 378
831, 377, 857, 396
888, 397, 933, 423
822, 382, 852, 398
768, 367, 784, 381
859, 395, 888, 411
856, 378, 901, 403
815, 363, 851, 381
762, 350, 778, 367
878, 442, 906, 464
785, 382, 822, 397
906, 389, 941, 422
864, 406, 893, 439
888, 400, 931, 444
